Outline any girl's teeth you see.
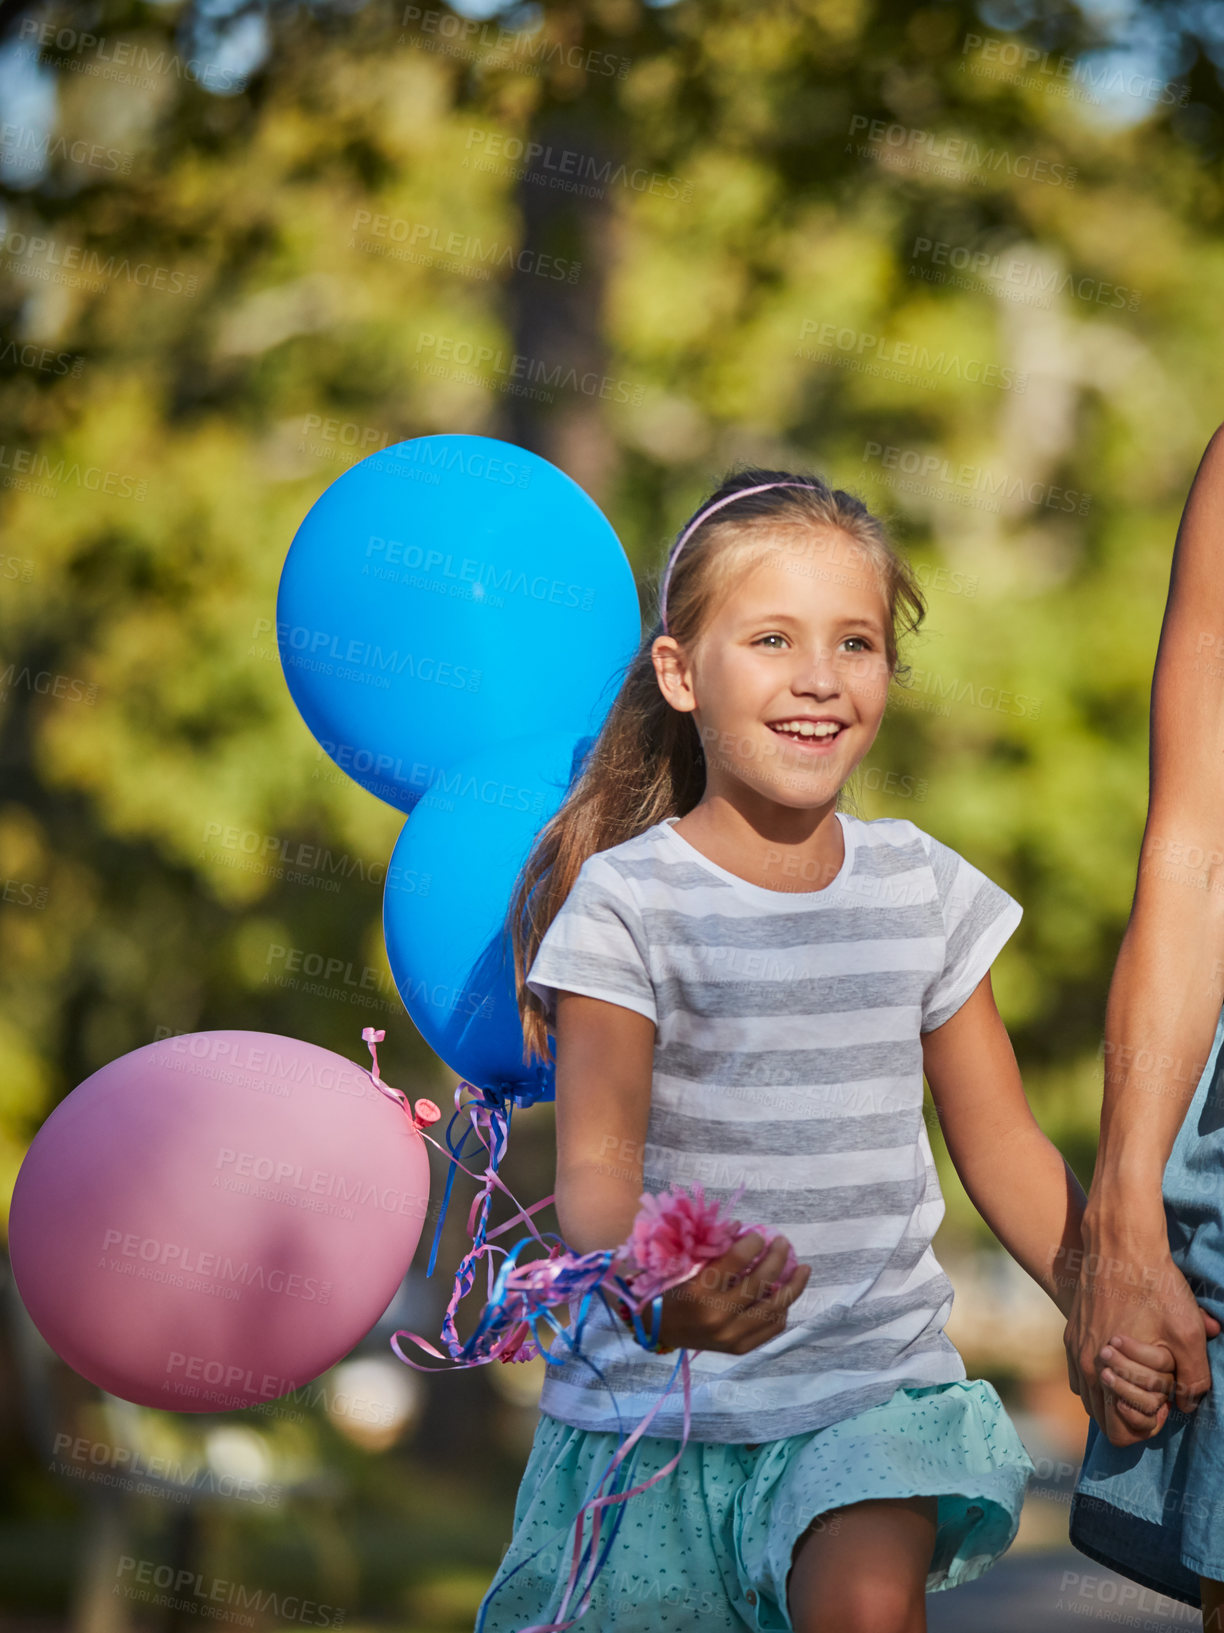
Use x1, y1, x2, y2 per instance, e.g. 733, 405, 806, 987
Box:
771, 723, 841, 739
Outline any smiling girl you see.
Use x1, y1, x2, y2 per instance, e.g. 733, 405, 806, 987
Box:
477, 468, 1179, 1633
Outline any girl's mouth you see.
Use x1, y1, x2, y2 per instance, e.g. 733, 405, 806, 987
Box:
766, 721, 847, 753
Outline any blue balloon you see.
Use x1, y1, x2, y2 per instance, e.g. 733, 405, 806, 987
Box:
383, 729, 604, 1108
277, 434, 639, 813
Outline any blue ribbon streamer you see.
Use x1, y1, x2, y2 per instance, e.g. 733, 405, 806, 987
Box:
424, 1085, 512, 1278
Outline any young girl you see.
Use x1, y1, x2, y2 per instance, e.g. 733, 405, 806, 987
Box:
478, 469, 1178, 1633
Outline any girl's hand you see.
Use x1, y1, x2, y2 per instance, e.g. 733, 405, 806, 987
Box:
655, 1232, 811, 1354
1094, 1333, 1178, 1438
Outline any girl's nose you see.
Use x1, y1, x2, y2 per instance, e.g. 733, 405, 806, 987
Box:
790, 648, 841, 690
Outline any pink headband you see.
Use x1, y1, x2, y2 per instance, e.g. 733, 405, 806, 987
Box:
659, 480, 814, 633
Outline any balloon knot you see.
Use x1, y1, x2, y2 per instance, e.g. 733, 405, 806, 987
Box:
362, 1027, 387, 1084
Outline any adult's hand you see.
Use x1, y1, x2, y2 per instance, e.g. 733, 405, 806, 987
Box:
1064, 1230, 1218, 1447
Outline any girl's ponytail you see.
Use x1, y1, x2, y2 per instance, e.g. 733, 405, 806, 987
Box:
508, 626, 706, 1069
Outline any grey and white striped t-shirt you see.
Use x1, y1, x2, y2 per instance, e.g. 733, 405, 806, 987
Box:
525, 811, 1023, 1444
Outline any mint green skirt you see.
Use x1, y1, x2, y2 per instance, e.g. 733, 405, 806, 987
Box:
477, 1378, 1034, 1632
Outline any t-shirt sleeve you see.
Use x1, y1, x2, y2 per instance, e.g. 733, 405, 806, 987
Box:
919, 831, 1023, 1033
525, 855, 657, 1029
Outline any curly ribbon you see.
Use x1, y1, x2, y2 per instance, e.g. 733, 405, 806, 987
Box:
358, 1029, 781, 1633
513, 1351, 692, 1633
422, 1081, 504, 1279
361, 1029, 559, 1364
362, 1046, 699, 1629
398, 1145, 708, 1630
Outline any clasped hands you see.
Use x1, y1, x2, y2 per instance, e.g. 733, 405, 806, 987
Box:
1063, 1242, 1222, 1448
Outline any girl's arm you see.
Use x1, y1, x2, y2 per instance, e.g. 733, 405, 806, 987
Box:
921, 971, 1086, 1318
921, 972, 1170, 1439
552, 989, 657, 1254
553, 990, 811, 1350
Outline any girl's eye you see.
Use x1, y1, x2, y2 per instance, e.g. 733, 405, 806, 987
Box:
753, 634, 875, 653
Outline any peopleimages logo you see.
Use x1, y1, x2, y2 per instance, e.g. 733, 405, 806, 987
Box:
99, 1229, 333, 1304
0, 228, 198, 295
399, 7, 630, 79
349, 208, 581, 283
164, 1031, 369, 1090
908, 236, 1141, 311
0, 121, 132, 175
114, 1554, 345, 1626
51, 1434, 284, 1506
795, 319, 1027, 393
0, 443, 147, 499
199, 820, 383, 889
370, 436, 533, 487
0, 333, 83, 375
463, 128, 691, 200
214, 1147, 428, 1220
847, 114, 1077, 189
17, 18, 242, 91
414, 331, 647, 406
961, 32, 1190, 110
361, 535, 596, 609
861, 442, 1091, 515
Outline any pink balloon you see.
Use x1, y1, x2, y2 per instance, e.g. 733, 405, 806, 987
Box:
9, 1031, 434, 1412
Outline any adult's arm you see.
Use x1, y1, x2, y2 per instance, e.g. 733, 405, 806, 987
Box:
1065, 424, 1224, 1442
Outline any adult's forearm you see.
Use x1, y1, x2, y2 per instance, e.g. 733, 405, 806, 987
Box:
1087, 422, 1224, 1238
1087, 870, 1224, 1234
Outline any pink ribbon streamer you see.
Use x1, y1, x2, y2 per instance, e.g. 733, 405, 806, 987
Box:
356, 1029, 792, 1632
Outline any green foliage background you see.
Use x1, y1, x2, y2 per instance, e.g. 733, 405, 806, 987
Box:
2, 0, 1223, 1623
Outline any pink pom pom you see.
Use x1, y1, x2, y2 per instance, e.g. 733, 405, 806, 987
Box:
621, 1183, 741, 1301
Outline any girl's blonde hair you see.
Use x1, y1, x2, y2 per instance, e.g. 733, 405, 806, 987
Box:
507, 465, 926, 1067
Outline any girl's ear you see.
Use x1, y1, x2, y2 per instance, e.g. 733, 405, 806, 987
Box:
651, 635, 697, 714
